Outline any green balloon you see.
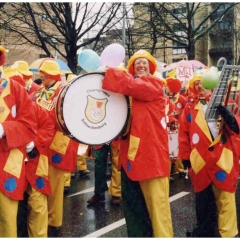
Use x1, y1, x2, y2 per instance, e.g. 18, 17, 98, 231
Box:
201, 67, 219, 90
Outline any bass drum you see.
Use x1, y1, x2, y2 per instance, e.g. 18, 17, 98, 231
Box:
56, 73, 130, 146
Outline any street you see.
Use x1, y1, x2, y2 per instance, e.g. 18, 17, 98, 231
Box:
48, 158, 240, 238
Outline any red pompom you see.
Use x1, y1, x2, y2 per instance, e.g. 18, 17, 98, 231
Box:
0, 51, 6, 66
166, 78, 182, 93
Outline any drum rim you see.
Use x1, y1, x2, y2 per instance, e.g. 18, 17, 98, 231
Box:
55, 72, 131, 146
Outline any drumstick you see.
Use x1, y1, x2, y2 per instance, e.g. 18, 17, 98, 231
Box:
185, 167, 188, 179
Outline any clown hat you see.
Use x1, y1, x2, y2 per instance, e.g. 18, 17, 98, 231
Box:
4, 67, 23, 78
128, 49, 157, 75
188, 69, 209, 89
39, 60, 61, 75
4, 67, 25, 86
12, 61, 33, 76
0, 45, 8, 53
166, 78, 182, 93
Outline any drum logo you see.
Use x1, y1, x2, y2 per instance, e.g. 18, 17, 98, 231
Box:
85, 95, 108, 124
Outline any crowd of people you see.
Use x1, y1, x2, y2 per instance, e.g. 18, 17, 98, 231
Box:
0, 44, 239, 238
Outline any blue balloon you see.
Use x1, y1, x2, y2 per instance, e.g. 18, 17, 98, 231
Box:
78, 49, 100, 71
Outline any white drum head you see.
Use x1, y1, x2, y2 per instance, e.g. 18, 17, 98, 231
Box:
61, 73, 129, 145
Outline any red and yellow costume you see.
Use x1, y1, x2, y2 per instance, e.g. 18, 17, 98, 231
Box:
25, 102, 53, 195
102, 50, 173, 237
178, 100, 240, 193
0, 45, 37, 237
178, 72, 239, 237
0, 79, 37, 199
7, 68, 54, 237
35, 60, 78, 228
24, 102, 54, 237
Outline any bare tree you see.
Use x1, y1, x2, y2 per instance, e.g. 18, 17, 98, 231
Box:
0, 2, 124, 73
131, 3, 239, 60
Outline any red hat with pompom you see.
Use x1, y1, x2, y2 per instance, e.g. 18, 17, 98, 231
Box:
166, 77, 182, 93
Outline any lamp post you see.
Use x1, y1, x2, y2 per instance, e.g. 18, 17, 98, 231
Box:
122, 2, 126, 66
52, 37, 58, 58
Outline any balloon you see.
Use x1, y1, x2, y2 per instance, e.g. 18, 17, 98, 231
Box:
100, 43, 125, 67
78, 49, 100, 71
201, 66, 219, 90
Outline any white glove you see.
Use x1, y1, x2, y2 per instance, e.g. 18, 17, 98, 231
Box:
0, 123, 5, 139
26, 141, 35, 153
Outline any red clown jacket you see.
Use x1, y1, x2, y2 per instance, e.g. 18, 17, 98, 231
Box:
0, 79, 37, 200
178, 100, 240, 193
35, 81, 79, 172
25, 102, 54, 195
102, 68, 170, 181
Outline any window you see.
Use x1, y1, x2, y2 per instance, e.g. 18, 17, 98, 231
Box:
172, 58, 182, 63
52, 16, 57, 24
173, 23, 185, 32
218, 3, 232, 12
39, 54, 48, 58
173, 23, 187, 37
172, 41, 186, 54
173, 7, 186, 18
39, 14, 47, 20
40, 33, 47, 39
219, 21, 231, 30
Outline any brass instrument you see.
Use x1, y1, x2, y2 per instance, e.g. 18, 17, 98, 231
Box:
205, 57, 240, 123
36, 98, 55, 111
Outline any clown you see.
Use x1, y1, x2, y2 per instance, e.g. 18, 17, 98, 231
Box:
12, 60, 40, 94
178, 71, 240, 237
0, 46, 36, 237
166, 77, 188, 177
101, 49, 173, 237
35, 60, 79, 229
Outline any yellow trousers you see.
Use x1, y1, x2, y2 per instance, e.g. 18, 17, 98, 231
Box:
77, 154, 88, 171
64, 153, 89, 187
212, 183, 238, 237
64, 172, 71, 187
175, 159, 184, 173
140, 177, 173, 237
26, 186, 48, 237
0, 191, 18, 237
48, 164, 66, 227
108, 143, 121, 197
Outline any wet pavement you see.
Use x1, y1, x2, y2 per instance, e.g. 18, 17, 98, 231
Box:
28, 158, 240, 238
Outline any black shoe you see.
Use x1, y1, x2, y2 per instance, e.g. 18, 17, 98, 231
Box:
64, 187, 70, 194
79, 170, 90, 177
186, 230, 195, 237
87, 194, 105, 204
111, 196, 121, 206
48, 226, 60, 237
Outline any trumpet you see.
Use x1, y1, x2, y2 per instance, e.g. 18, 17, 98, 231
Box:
36, 97, 55, 111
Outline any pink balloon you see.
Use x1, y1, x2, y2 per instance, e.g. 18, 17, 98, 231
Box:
100, 43, 125, 67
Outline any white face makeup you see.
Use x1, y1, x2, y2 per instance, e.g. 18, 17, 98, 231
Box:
134, 58, 150, 76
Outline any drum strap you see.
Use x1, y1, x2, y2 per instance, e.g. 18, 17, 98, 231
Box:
122, 97, 132, 139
